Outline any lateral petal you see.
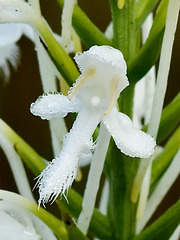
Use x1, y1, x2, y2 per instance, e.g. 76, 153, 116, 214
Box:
30, 93, 80, 120
102, 108, 156, 158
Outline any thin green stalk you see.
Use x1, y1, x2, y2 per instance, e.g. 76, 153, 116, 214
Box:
61, 0, 76, 53
57, 0, 112, 48
106, 1, 139, 239
35, 16, 79, 86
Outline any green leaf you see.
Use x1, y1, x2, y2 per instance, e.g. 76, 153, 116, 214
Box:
150, 126, 180, 191
127, 0, 169, 83
57, 0, 112, 48
143, 92, 180, 144
156, 92, 180, 144
135, 0, 160, 29
132, 199, 180, 240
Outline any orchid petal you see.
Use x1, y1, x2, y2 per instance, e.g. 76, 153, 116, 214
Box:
30, 93, 81, 120
0, 43, 19, 80
0, 211, 40, 240
37, 155, 78, 205
0, 24, 23, 45
37, 108, 101, 205
103, 108, 156, 158
79, 152, 93, 167
0, 24, 34, 80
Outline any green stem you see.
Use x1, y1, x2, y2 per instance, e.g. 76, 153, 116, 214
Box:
57, 0, 112, 48
34, 16, 79, 86
118, 82, 135, 118
107, 2, 138, 239
109, 0, 136, 60
105, 142, 139, 239
109, 0, 137, 117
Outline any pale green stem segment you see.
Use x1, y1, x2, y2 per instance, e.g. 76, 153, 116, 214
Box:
78, 123, 111, 234
0, 190, 68, 240
57, 0, 112, 48
61, 0, 76, 53
131, 0, 180, 204
60, 0, 76, 95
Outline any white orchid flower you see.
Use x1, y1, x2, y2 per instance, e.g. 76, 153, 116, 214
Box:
0, 212, 40, 240
0, 23, 34, 80
0, 201, 41, 240
30, 45, 156, 205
